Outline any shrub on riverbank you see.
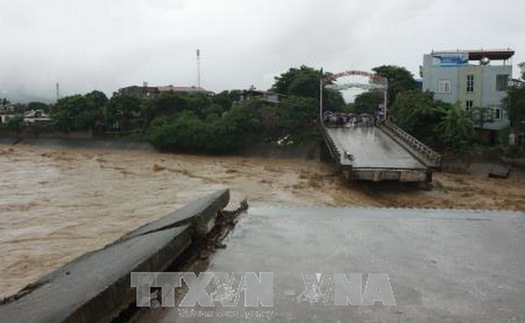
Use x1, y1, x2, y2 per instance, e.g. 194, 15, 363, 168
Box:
147, 105, 262, 153
146, 95, 319, 154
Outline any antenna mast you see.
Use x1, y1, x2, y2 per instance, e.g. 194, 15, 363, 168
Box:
196, 49, 201, 88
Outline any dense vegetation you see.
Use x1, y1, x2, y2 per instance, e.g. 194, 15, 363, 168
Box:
501, 63, 525, 157
8, 66, 333, 153
390, 90, 473, 151
272, 65, 345, 111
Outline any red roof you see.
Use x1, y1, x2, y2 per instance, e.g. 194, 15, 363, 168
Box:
467, 50, 514, 61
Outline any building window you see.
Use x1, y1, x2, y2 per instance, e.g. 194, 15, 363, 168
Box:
438, 80, 451, 93
465, 100, 473, 112
491, 108, 502, 120
496, 74, 509, 91
466, 74, 474, 92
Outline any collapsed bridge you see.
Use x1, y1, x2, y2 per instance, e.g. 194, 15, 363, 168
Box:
319, 70, 441, 185
320, 120, 441, 185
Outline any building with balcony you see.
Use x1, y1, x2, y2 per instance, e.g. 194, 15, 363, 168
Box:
422, 49, 514, 132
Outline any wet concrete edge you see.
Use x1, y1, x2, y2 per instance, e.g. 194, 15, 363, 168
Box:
0, 189, 230, 323
120, 189, 230, 241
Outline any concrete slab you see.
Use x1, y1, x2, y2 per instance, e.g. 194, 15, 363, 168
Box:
120, 189, 229, 240
137, 206, 525, 323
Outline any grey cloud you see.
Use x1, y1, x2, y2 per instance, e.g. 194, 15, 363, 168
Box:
0, 0, 523, 103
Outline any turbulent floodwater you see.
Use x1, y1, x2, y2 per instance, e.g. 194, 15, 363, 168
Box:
1, 143, 524, 299
0, 144, 377, 298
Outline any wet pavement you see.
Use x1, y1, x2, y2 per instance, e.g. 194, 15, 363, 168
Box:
136, 206, 525, 323
326, 127, 426, 169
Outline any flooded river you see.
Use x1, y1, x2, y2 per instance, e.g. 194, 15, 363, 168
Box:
1, 143, 524, 299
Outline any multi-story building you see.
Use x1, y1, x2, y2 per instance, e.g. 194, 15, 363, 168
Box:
118, 82, 212, 99
422, 49, 514, 131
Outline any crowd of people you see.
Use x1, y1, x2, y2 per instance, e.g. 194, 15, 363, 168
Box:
323, 111, 378, 128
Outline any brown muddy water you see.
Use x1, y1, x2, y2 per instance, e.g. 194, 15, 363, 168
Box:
1, 143, 524, 299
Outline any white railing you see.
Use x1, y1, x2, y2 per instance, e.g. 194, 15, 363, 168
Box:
381, 120, 442, 167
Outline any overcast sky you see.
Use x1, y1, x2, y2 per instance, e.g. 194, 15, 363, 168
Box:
0, 0, 524, 103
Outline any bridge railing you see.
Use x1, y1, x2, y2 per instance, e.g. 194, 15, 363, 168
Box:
381, 119, 442, 168
320, 126, 347, 166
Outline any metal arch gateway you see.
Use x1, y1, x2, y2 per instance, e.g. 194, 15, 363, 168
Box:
319, 70, 389, 120
325, 70, 386, 83
324, 70, 388, 91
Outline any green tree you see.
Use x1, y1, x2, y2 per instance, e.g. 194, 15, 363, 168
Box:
504, 64, 525, 130
392, 90, 474, 150
106, 93, 143, 132
6, 116, 24, 130
469, 106, 492, 129
434, 103, 473, 150
212, 90, 242, 111
53, 94, 103, 131
505, 87, 525, 129
216, 103, 262, 148
288, 71, 319, 98
273, 65, 345, 111
147, 104, 261, 153
390, 90, 443, 145
85, 90, 109, 109
323, 88, 346, 111
372, 65, 418, 106
185, 93, 213, 117
352, 91, 383, 114
272, 96, 318, 143
273, 66, 315, 96
147, 113, 204, 151
149, 93, 191, 117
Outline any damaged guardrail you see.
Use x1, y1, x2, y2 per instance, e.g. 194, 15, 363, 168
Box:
0, 189, 231, 323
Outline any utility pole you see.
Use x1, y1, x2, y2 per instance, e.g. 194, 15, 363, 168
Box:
56, 83, 60, 102
383, 79, 388, 120
319, 68, 324, 125
196, 49, 201, 88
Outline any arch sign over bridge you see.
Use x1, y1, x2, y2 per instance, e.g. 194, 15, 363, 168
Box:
319, 70, 389, 120
325, 70, 387, 91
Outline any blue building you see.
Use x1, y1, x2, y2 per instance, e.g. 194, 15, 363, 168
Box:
422, 49, 514, 133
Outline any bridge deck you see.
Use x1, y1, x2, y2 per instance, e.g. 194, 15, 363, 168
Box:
135, 206, 525, 322
325, 127, 426, 170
